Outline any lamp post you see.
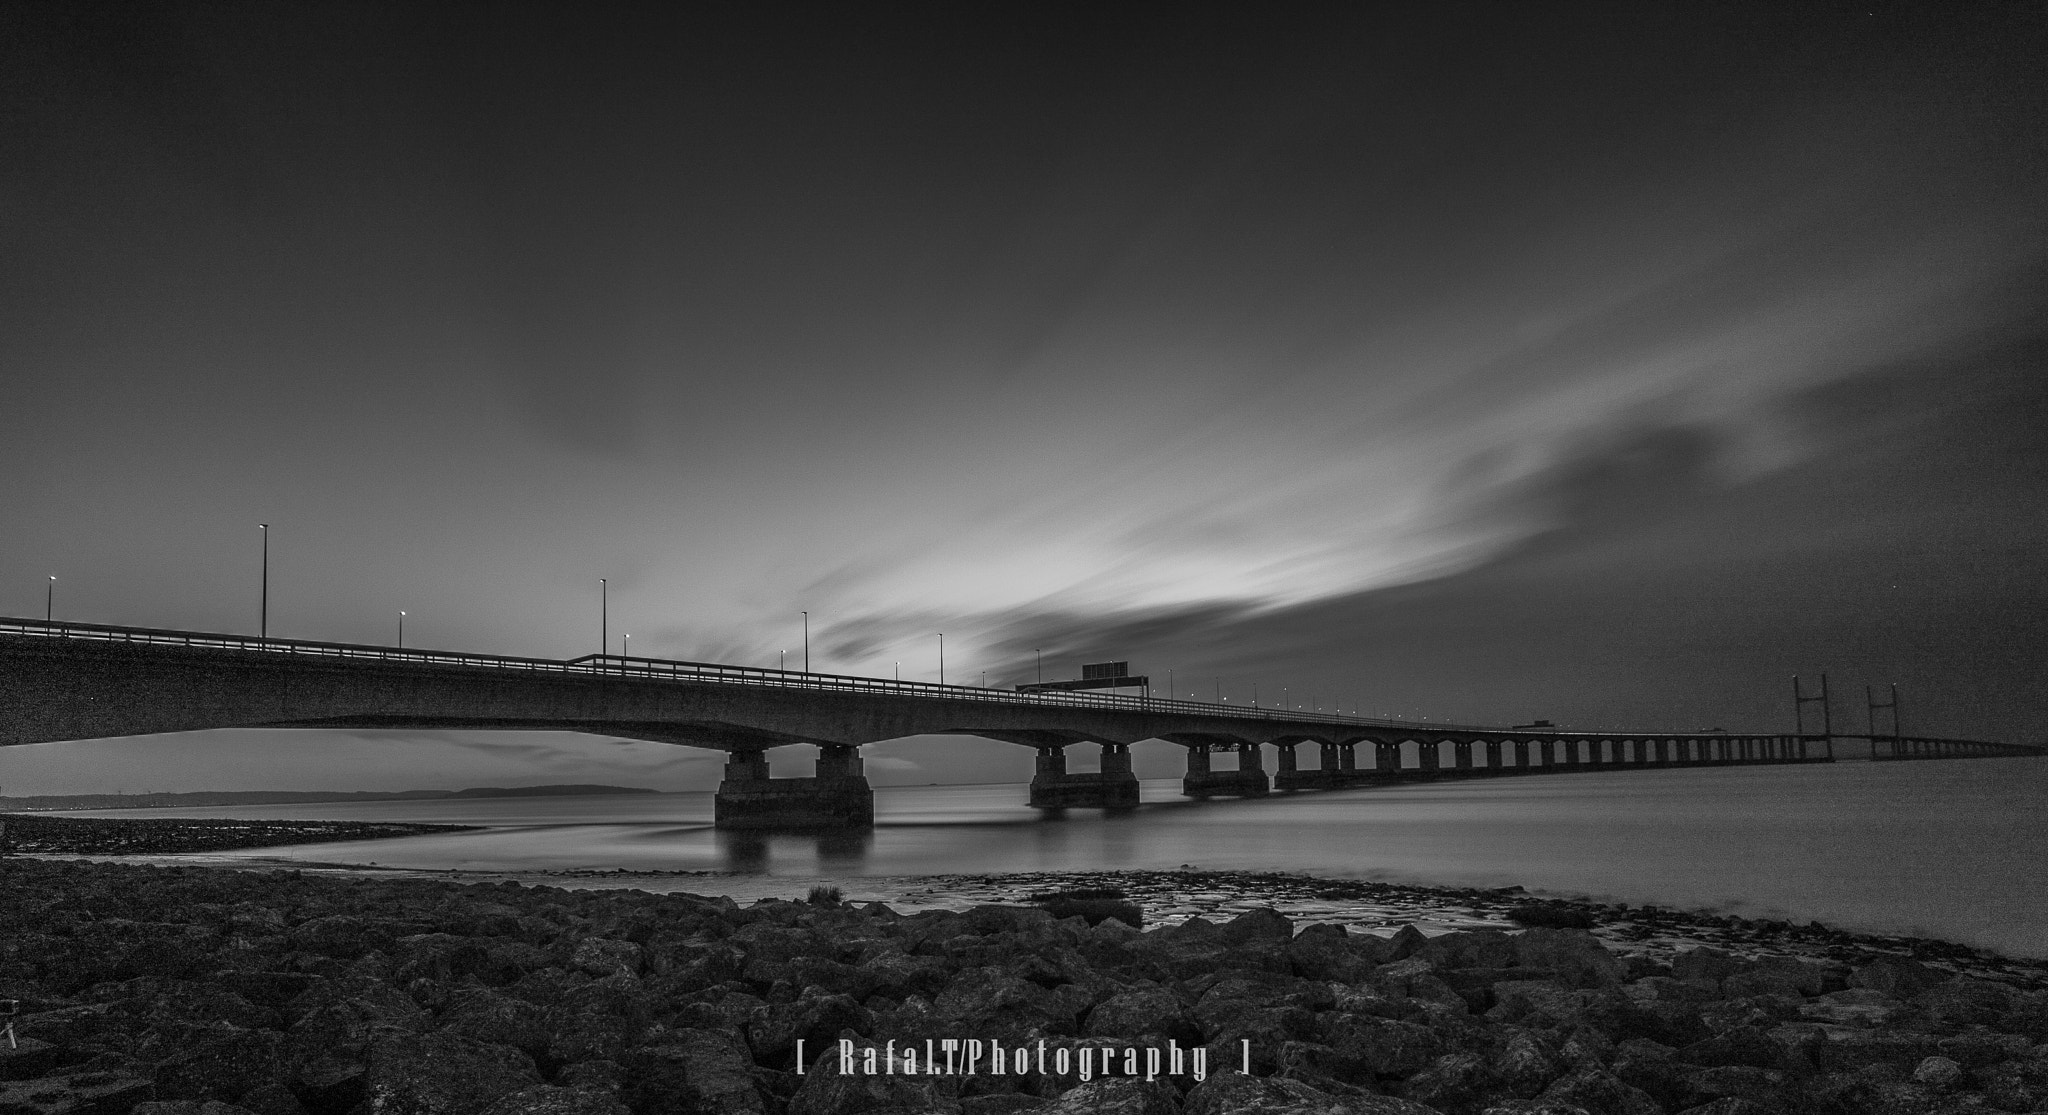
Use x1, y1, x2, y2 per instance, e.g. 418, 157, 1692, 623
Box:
780, 650, 785, 672
259, 523, 269, 640
937, 633, 944, 685
622, 633, 629, 659
45, 576, 54, 623
802, 611, 809, 673
398, 611, 405, 649
1035, 649, 1042, 684
599, 578, 607, 658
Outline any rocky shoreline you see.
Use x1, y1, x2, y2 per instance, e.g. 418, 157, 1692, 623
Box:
3, 857, 2047, 1115
0, 814, 477, 856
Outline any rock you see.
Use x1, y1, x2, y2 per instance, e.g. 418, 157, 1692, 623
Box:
1847, 957, 1947, 999
543, 974, 655, 1064
1720, 957, 1827, 1001
1317, 1013, 1443, 1080
1497, 1030, 1564, 1098
1511, 931, 1623, 990
476, 1085, 630, 1115
565, 939, 642, 979
1401, 1050, 1512, 1111
288, 916, 394, 960
1506, 904, 1596, 930
1910, 1054, 1962, 1088
747, 989, 873, 1065
1914, 977, 2014, 1027
153, 1027, 287, 1103
1669, 948, 1741, 986
1535, 1062, 1663, 1115
1085, 987, 1200, 1045
1218, 908, 1295, 944
1381, 925, 1429, 961
0, 1069, 155, 1114
1679, 1065, 1796, 1112
1033, 1076, 1180, 1114
1813, 1029, 1943, 1073
1668, 1100, 1776, 1115
437, 989, 551, 1057
1289, 925, 1376, 983
622, 1028, 763, 1115
1186, 1072, 1444, 1113
360, 1030, 544, 1115
235, 1081, 306, 1115
1676, 1027, 1790, 1071
786, 1047, 960, 1115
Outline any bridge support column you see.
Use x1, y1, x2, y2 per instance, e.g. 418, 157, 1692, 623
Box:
1182, 742, 1269, 798
1484, 740, 1502, 772
1418, 740, 1442, 776
1376, 741, 1401, 775
1536, 740, 1555, 769
1453, 741, 1474, 773
1513, 740, 1529, 768
1654, 739, 1670, 765
714, 744, 875, 830
1270, 742, 1312, 791
1030, 742, 1140, 810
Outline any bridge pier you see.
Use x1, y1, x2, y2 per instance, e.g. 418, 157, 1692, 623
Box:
713, 745, 875, 830
1182, 741, 1269, 798
1028, 742, 1141, 810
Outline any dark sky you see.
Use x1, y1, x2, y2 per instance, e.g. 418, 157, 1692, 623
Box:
5, 4, 2046, 792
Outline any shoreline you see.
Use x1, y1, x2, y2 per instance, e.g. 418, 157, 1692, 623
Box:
3, 855, 2047, 1114
12, 812, 2047, 988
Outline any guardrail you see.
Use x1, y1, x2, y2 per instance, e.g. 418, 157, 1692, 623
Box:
1, 616, 1508, 731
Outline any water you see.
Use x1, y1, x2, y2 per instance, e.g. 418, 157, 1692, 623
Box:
57, 758, 2048, 958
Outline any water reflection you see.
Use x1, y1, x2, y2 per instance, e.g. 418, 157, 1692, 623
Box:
714, 827, 874, 873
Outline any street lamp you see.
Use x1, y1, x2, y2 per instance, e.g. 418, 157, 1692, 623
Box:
802, 611, 809, 673
45, 576, 54, 623
259, 523, 269, 640
937, 633, 944, 685
599, 578, 607, 658
622, 633, 630, 659
1035, 649, 1042, 684
398, 610, 405, 649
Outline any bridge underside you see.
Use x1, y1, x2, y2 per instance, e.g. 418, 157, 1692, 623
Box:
3, 629, 2035, 831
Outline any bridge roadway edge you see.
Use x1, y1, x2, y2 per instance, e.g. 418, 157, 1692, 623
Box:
2, 626, 2038, 830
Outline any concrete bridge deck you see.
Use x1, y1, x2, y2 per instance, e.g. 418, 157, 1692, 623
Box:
2, 618, 2037, 828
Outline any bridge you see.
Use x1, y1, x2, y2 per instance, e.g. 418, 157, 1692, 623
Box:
2, 619, 2038, 829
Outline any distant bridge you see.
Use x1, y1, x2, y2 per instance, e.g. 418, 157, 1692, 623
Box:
1, 619, 2037, 829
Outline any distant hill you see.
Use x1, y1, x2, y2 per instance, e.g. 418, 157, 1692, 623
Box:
0, 784, 662, 812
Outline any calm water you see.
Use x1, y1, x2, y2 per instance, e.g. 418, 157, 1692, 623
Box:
63, 758, 2048, 958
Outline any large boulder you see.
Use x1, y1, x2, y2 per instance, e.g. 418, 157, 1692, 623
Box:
360, 1030, 544, 1115
1184, 1073, 1443, 1114
622, 1028, 764, 1115
786, 1046, 960, 1115
1511, 931, 1623, 990
1085, 987, 1200, 1045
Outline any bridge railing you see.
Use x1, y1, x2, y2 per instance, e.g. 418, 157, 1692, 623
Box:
18, 616, 2013, 748
1, 616, 1504, 731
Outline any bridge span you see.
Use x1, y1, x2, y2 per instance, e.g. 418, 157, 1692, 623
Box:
2, 619, 2038, 828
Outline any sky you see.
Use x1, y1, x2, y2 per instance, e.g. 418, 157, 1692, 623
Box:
3, 4, 2046, 793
